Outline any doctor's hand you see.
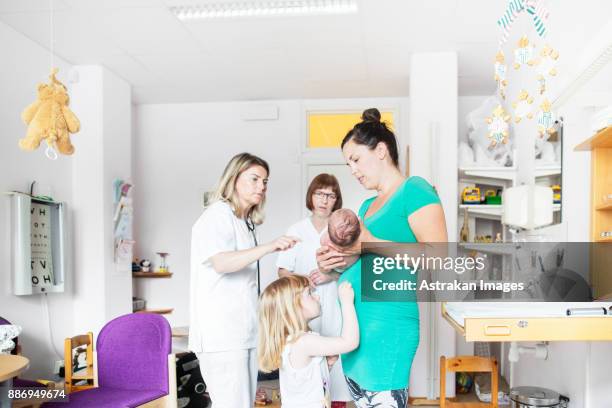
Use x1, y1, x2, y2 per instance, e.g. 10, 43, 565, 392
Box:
265, 235, 299, 253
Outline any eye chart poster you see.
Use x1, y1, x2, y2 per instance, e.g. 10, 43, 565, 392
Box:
31, 202, 54, 291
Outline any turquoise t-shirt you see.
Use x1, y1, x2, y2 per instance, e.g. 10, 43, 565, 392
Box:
338, 176, 441, 391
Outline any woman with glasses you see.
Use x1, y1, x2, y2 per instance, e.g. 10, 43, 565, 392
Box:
189, 152, 299, 407
276, 173, 352, 407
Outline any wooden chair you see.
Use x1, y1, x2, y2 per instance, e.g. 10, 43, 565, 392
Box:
440, 355, 498, 408
64, 332, 96, 394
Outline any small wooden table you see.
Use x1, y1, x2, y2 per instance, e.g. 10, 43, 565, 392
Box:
0, 355, 29, 382
0, 355, 30, 408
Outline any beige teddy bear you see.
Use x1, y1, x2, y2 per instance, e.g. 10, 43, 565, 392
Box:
20, 69, 80, 156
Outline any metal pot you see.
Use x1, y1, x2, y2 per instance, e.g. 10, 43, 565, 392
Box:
510, 386, 570, 408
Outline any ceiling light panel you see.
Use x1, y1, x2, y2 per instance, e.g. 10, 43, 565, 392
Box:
170, 0, 358, 20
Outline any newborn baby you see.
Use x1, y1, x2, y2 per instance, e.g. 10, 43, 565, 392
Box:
320, 209, 361, 271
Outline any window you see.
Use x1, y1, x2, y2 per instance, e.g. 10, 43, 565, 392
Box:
307, 112, 395, 148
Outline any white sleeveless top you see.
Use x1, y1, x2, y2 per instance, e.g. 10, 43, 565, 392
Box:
280, 335, 331, 408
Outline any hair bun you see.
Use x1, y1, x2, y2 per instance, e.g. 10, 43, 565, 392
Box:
361, 108, 381, 123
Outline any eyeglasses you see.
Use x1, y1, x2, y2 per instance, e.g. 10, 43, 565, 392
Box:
314, 191, 337, 201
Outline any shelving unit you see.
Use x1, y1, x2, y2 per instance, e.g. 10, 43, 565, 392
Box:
575, 125, 612, 298
458, 166, 562, 243
132, 271, 174, 315
459, 204, 561, 220
135, 308, 174, 315
133, 272, 173, 278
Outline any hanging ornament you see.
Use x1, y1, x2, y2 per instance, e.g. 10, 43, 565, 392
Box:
19, 68, 81, 158
486, 105, 511, 146
18, 0, 81, 159
536, 99, 556, 138
494, 50, 509, 99
512, 90, 535, 123
535, 44, 559, 94
513, 36, 537, 69
497, 0, 550, 46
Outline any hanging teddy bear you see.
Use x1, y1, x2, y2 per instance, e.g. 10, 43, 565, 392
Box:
19, 68, 80, 157
513, 36, 537, 69
512, 90, 535, 123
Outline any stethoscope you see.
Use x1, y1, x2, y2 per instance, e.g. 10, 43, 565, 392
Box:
245, 216, 261, 295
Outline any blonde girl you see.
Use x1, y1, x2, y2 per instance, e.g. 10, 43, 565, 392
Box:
258, 275, 359, 408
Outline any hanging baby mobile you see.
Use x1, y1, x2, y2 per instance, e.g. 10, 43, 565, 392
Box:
486, 105, 512, 146
487, 0, 558, 147
512, 90, 535, 123
19, 0, 80, 160
536, 98, 556, 138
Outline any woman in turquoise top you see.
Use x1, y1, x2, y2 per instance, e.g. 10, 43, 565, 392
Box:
316, 108, 448, 408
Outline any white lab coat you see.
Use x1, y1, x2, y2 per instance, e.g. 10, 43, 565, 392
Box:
189, 200, 259, 407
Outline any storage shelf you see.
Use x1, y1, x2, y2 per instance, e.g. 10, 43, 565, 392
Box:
574, 126, 612, 151
459, 204, 504, 220
596, 236, 612, 242
459, 166, 516, 182
132, 272, 173, 278
135, 308, 173, 315
459, 204, 561, 220
459, 243, 517, 256
459, 165, 560, 183
596, 202, 612, 211
534, 164, 562, 178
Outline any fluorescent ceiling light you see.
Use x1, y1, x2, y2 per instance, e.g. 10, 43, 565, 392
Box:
170, 0, 358, 20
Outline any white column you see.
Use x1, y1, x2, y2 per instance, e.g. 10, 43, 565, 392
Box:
409, 52, 458, 400
70, 66, 133, 336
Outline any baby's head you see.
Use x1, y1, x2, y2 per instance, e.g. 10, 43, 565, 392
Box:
326, 208, 361, 249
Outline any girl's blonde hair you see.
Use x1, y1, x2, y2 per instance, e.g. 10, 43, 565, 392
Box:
258, 275, 310, 372
211, 152, 269, 224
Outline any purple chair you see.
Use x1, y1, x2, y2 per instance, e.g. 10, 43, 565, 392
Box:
0, 316, 46, 388
43, 313, 176, 408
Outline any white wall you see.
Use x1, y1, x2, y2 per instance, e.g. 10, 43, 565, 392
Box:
458, 96, 489, 144
133, 100, 304, 330
0, 22, 133, 380
0, 21, 75, 380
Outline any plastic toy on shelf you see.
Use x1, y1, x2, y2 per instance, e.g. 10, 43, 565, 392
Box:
462, 187, 481, 204
552, 185, 561, 204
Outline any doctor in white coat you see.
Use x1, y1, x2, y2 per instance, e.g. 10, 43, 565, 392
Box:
276, 173, 352, 406
189, 152, 298, 408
